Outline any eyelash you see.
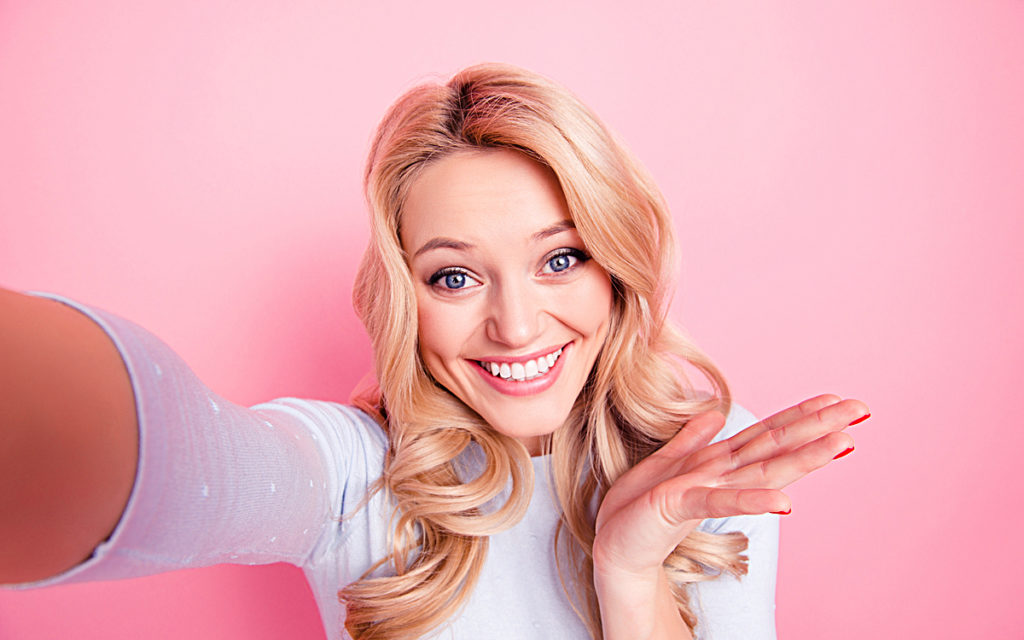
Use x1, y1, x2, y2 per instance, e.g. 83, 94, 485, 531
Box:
540, 248, 589, 275
427, 267, 479, 291
426, 248, 591, 291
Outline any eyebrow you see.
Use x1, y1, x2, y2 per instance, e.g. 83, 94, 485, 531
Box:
411, 220, 576, 258
412, 237, 474, 258
533, 220, 576, 241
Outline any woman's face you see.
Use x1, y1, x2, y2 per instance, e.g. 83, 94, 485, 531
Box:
401, 149, 614, 455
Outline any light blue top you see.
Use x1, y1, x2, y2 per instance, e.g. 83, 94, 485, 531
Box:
12, 295, 779, 639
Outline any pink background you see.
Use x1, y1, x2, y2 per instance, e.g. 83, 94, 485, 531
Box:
1, 1, 1022, 638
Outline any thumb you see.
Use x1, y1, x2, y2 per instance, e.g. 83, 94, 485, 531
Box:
662, 485, 790, 524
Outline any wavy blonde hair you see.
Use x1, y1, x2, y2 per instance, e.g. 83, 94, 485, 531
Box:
344, 63, 747, 639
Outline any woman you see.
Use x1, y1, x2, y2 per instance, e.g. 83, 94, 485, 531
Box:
0, 64, 867, 639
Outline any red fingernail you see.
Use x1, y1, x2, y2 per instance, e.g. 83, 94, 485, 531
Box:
849, 413, 871, 426
771, 508, 792, 515
833, 446, 855, 460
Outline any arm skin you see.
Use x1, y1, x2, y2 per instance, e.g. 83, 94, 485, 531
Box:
593, 395, 869, 639
0, 288, 138, 584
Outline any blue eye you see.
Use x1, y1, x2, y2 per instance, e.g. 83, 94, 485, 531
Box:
549, 254, 572, 272
542, 248, 588, 274
444, 273, 467, 288
428, 268, 479, 291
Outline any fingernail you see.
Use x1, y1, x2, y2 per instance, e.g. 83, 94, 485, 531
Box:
771, 508, 792, 515
833, 446, 855, 460
849, 413, 871, 426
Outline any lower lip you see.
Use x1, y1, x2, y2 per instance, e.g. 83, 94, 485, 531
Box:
471, 344, 570, 397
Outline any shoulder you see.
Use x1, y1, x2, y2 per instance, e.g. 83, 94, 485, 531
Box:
251, 399, 389, 489
252, 399, 386, 446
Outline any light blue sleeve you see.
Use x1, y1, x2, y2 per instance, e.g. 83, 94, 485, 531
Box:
691, 403, 780, 640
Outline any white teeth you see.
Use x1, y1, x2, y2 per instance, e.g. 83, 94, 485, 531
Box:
479, 347, 564, 382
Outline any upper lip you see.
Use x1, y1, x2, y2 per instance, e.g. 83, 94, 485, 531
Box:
472, 343, 568, 364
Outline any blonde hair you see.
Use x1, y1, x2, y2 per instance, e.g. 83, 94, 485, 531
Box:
345, 63, 747, 639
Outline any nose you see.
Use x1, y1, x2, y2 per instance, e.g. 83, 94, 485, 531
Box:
485, 281, 544, 349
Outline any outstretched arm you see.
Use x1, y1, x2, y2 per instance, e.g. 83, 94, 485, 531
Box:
0, 288, 138, 584
593, 394, 869, 639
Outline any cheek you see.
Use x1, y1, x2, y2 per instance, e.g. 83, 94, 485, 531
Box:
564, 272, 614, 333
415, 295, 467, 365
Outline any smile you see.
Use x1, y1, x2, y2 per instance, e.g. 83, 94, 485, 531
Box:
476, 347, 564, 382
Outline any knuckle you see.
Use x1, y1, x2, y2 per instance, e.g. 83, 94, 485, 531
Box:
702, 489, 718, 518
728, 447, 744, 469
649, 482, 678, 524
807, 394, 842, 411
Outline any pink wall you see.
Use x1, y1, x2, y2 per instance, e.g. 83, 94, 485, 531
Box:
2, 1, 1022, 637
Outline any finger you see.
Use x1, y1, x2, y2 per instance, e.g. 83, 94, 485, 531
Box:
724, 394, 844, 452
653, 410, 726, 461
729, 398, 869, 469
661, 485, 791, 523
611, 412, 727, 491
681, 397, 860, 479
721, 430, 855, 490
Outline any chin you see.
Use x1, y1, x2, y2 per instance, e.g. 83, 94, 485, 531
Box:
476, 400, 575, 449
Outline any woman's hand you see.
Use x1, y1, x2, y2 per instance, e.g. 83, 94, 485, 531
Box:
592, 394, 869, 639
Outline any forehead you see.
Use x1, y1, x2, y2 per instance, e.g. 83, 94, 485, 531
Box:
399, 149, 572, 251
